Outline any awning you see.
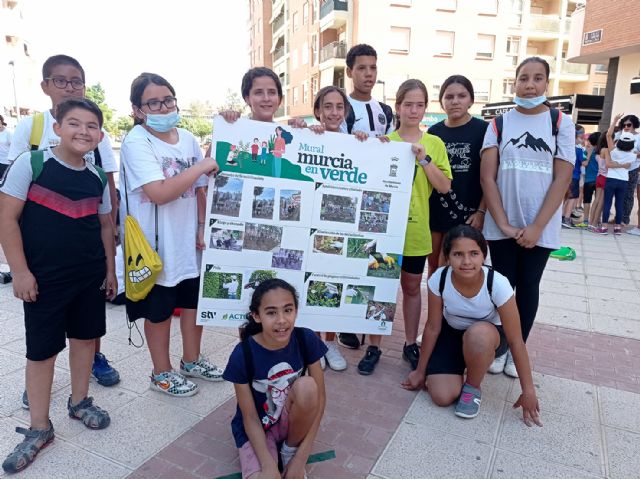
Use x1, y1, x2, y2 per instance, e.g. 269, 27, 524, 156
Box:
269, 1, 284, 23
320, 68, 333, 88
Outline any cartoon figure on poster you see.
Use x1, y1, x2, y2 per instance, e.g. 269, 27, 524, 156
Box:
271, 126, 293, 177
259, 141, 268, 165
251, 138, 259, 162
226, 144, 238, 166
252, 362, 300, 429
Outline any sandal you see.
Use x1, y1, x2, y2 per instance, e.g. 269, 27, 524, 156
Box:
67, 396, 110, 429
2, 420, 55, 473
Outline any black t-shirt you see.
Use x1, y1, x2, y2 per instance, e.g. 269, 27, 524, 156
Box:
427, 117, 488, 232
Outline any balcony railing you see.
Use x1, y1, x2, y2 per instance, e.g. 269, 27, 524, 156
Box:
529, 14, 560, 33
273, 47, 285, 62
320, 41, 347, 63
561, 59, 588, 75
320, 0, 348, 19
272, 13, 285, 33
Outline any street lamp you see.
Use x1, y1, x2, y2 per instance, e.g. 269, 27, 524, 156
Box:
8, 60, 20, 120
376, 80, 386, 104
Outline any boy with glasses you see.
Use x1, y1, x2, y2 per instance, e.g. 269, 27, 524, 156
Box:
8, 55, 121, 392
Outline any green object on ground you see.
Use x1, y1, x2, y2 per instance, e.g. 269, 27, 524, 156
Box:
549, 246, 576, 261
214, 450, 336, 479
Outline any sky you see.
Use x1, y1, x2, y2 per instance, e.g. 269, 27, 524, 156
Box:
21, 0, 249, 117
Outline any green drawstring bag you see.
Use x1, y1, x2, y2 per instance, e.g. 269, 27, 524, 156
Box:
550, 246, 576, 261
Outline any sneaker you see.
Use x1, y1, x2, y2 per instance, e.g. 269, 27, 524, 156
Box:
319, 356, 326, 370
628, 227, 640, 236
180, 355, 224, 382
280, 442, 307, 479
324, 341, 347, 371
337, 332, 360, 349
488, 352, 507, 374
2, 420, 54, 474
402, 343, 420, 370
503, 351, 519, 378
570, 210, 581, 219
21, 390, 29, 410
416, 333, 422, 346
67, 396, 110, 429
613, 226, 622, 235
574, 222, 588, 228
357, 346, 381, 376
561, 218, 575, 229
92, 352, 121, 387
454, 383, 482, 419
595, 226, 608, 235
151, 370, 199, 396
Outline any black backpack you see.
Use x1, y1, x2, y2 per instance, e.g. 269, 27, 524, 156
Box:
491, 107, 562, 156
345, 101, 394, 134
439, 265, 497, 309
241, 327, 309, 383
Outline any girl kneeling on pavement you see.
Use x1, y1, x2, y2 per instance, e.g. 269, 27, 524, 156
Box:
402, 225, 542, 426
223, 279, 326, 478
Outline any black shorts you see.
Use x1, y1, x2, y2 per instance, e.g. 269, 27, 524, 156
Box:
126, 276, 200, 323
583, 182, 596, 204
567, 178, 580, 199
426, 320, 508, 376
24, 272, 107, 361
401, 255, 427, 275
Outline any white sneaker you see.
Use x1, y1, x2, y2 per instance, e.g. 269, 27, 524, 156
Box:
180, 355, 224, 382
151, 370, 199, 397
320, 355, 326, 370
324, 341, 347, 371
488, 352, 507, 374
416, 333, 422, 346
503, 351, 519, 378
627, 227, 640, 236
280, 443, 307, 478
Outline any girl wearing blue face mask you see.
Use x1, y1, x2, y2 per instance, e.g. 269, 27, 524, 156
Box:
479, 57, 575, 378
120, 73, 223, 398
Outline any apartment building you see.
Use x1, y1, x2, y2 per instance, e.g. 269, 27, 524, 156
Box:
247, 0, 608, 123
0, 0, 39, 125
567, 0, 640, 128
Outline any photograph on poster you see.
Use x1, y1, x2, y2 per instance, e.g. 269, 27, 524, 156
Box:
346, 238, 376, 259
209, 228, 243, 251
358, 211, 389, 233
366, 301, 396, 323
306, 280, 343, 308
203, 269, 243, 300
279, 189, 301, 221
344, 284, 376, 305
271, 248, 304, 270
211, 175, 243, 217
320, 194, 357, 223
244, 223, 283, 251
243, 269, 278, 291
313, 235, 345, 255
252, 187, 275, 219
366, 253, 401, 279
361, 191, 392, 213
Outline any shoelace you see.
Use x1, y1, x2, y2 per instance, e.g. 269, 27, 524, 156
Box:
166, 371, 187, 386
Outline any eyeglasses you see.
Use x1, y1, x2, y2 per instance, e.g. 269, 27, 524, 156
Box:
142, 97, 177, 112
623, 123, 633, 128
45, 77, 85, 90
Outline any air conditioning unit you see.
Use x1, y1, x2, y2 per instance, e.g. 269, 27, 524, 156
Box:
631, 77, 640, 95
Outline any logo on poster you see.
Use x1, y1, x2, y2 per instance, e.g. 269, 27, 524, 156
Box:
222, 313, 246, 321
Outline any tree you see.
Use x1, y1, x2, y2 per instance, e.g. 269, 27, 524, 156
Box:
115, 116, 133, 136
177, 116, 212, 142
86, 83, 117, 136
217, 89, 248, 115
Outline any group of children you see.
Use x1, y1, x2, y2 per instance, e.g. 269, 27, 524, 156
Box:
562, 114, 640, 235
0, 45, 571, 477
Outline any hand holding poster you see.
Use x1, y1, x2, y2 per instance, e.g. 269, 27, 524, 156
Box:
197, 117, 414, 335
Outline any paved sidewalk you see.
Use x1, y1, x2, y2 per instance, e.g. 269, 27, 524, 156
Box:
1, 227, 640, 478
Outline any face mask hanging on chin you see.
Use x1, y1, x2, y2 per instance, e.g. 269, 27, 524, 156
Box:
514, 96, 547, 109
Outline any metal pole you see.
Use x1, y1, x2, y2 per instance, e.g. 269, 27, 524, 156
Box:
8, 61, 20, 120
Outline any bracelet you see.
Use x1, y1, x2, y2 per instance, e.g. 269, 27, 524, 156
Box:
476, 209, 486, 215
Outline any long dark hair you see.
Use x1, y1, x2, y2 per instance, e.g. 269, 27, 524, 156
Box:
515, 56, 552, 108
394, 79, 428, 130
442, 224, 488, 259
313, 86, 351, 122
129, 73, 176, 125
438, 75, 475, 106
240, 278, 299, 340
595, 130, 612, 155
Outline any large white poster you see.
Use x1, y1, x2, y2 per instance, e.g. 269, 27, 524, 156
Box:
197, 117, 414, 335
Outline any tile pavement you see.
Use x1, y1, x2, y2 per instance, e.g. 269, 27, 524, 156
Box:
1, 226, 640, 478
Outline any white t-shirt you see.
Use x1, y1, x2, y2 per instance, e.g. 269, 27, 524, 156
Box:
119, 125, 207, 287
481, 109, 576, 250
614, 131, 640, 171
339, 97, 394, 137
606, 149, 635, 181
428, 266, 513, 330
0, 128, 12, 164
0, 149, 111, 214
7, 111, 118, 172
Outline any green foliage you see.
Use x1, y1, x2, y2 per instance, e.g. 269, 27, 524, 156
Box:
217, 89, 248, 115
202, 272, 242, 299
178, 117, 212, 142
85, 83, 116, 136
347, 238, 373, 259
248, 270, 276, 284
115, 116, 133, 135
306, 281, 342, 308
267, 135, 275, 152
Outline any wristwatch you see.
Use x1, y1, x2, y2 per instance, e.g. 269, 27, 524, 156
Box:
418, 155, 432, 166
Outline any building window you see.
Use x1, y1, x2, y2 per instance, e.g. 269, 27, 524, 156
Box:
303, 81, 309, 104
311, 34, 318, 66
505, 36, 520, 68
474, 79, 491, 102
476, 34, 495, 59
390, 27, 411, 54
313, 0, 319, 22
508, 0, 523, 24
595, 64, 608, 74
293, 86, 299, 105
432, 79, 443, 100
502, 79, 514, 100
434, 30, 454, 57
292, 11, 299, 31
302, 41, 309, 65
311, 75, 319, 98
436, 0, 456, 11
303, 2, 309, 25
478, 0, 498, 15
592, 84, 606, 96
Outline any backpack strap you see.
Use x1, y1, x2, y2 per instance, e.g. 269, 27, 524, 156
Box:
241, 338, 256, 385
294, 327, 308, 376
492, 115, 504, 146
93, 147, 102, 168
438, 266, 449, 297
549, 108, 562, 156
345, 106, 355, 134
486, 265, 497, 309
29, 113, 45, 151
380, 102, 394, 134
29, 150, 45, 182
93, 165, 108, 190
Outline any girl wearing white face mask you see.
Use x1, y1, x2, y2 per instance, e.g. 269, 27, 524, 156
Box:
120, 73, 222, 397
480, 57, 575, 378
